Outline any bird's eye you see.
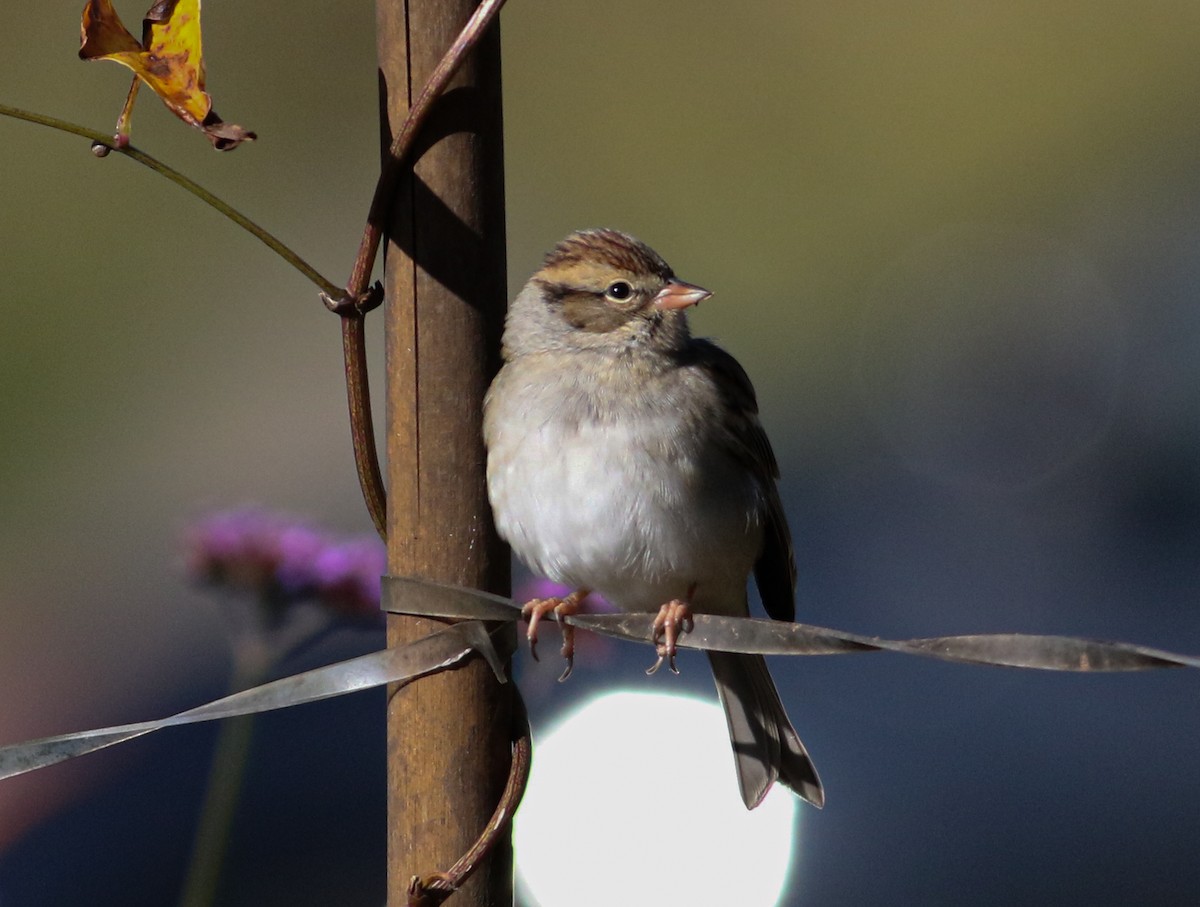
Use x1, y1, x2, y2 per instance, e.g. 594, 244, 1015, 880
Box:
605, 280, 633, 301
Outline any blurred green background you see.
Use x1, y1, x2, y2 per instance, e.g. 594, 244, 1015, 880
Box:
2, 1, 1200, 904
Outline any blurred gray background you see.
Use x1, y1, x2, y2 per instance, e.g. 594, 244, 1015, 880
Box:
2, 1, 1200, 904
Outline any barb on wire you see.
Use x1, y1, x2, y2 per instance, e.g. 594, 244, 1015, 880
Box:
333, 0, 509, 539
381, 576, 1200, 673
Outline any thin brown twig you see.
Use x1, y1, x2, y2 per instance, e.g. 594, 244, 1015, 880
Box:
340, 310, 388, 538
0, 103, 340, 298
333, 0, 509, 540
407, 688, 532, 907
347, 0, 508, 299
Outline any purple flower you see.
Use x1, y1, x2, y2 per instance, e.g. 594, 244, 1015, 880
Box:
186, 509, 285, 592
274, 524, 329, 595
185, 508, 385, 620
311, 538, 387, 617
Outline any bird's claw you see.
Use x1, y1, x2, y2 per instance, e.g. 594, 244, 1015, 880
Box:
645, 650, 676, 676
520, 591, 587, 681
646, 599, 694, 675
521, 598, 552, 662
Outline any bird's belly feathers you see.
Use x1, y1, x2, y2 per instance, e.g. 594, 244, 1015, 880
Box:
487, 398, 763, 613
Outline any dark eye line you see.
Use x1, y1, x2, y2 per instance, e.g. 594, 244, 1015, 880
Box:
535, 278, 571, 303
536, 278, 640, 302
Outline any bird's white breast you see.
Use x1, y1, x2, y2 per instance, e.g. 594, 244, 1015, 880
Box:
484, 355, 763, 614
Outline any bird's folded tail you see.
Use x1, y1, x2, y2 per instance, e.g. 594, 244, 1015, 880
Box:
707, 650, 824, 810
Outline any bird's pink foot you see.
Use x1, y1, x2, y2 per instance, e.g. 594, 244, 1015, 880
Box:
646, 599, 695, 675
521, 589, 588, 681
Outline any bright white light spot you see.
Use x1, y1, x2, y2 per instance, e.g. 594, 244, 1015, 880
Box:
515, 690, 799, 907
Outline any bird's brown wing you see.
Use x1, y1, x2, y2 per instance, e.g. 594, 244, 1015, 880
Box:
688, 340, 797, 622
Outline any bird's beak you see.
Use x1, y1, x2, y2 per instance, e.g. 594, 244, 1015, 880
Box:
652, 279, 712, 311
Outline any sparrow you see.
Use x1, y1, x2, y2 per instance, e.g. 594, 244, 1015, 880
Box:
483, 228, 823, 810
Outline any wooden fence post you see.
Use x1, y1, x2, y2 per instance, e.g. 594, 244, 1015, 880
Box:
375, 1, 512, 904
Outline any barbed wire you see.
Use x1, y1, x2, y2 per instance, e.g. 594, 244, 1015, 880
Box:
1, 572, 1193, 903
383, 576, 1200, 672
4, 573, 1194, 785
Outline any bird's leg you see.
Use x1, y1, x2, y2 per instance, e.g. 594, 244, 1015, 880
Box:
646, 589, 696, 676
520, 588, 589, 681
